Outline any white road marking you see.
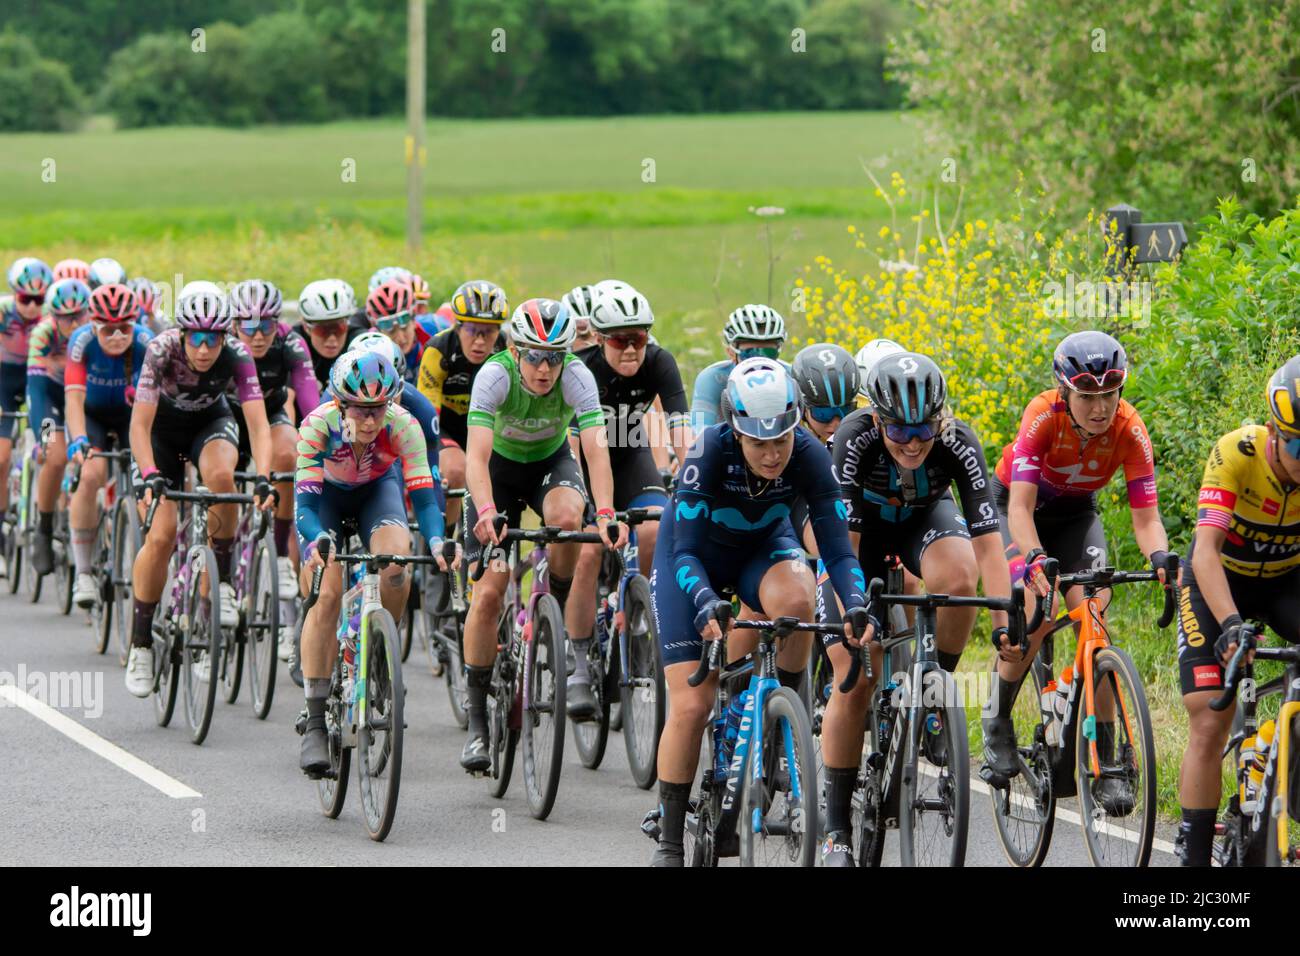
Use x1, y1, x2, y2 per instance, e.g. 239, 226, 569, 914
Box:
0, 684, 201, 799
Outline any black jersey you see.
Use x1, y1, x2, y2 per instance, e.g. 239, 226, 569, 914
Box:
304, 325, 364, 392
573, 342, 688, 466
831, 408, 1000, 535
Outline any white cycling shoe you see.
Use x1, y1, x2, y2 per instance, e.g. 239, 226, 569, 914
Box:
74, 572, 98, 609
192, 652, 211, 685
278, 630, 295, 662
219, 582, 239, 629
125, 646, 154, 698
277, 557, 298, 601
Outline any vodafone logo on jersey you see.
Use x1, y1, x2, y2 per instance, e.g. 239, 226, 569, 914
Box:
1198, 487, 1235, 508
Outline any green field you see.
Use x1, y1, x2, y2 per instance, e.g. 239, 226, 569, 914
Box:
0, 112, 912, 350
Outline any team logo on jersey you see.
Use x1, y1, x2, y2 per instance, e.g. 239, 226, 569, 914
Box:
1263, 497, 1280, 516
1198, 487, 1235, 508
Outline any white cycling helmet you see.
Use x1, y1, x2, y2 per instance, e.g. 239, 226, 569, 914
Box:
854, 338, 906, 398
350, 329, 407, 380
88, 257, 127, 290
368, 266, 412, 291
590, 281, 653, 332
723, 304, 786, 346
298, 278, 357, 323
724, 357, 800, 440
179, 279, 224, 300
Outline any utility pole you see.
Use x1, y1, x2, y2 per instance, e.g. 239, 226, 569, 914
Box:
405, 0, 426, 252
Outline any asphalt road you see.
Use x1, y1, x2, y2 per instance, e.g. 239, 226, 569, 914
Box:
0, 582, 1179, 866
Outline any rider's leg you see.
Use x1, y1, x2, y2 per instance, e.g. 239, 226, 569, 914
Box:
197, 434, 239, 584
131, 498, 177, 646
920, 533, 979, 672
69, 454, 108, 577
270, 422, 297, 558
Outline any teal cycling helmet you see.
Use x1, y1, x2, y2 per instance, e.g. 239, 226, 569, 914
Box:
330, 349, 402, 405
8, 257, 53, 296
350, 329, 407, 380
48, 278, 92, 316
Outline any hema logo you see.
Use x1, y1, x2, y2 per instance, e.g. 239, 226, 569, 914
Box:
49, 886, 151, 936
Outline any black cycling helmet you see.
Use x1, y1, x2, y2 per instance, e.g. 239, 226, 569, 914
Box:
866, 351, 946, 425
1053, 330, 1127, 393
792, 343, 859, 409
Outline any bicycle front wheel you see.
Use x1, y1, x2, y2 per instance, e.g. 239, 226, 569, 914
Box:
92, 513, 113, 654
152, 558, 181, 728
24, 484, 41, 603
356, 607, 403, 842
55, 519, 73, 615
1076, 645, 1156, 867
521, 592, 566, 820
111, 498, 138, 666
317, 687, 351, 820
990, 657, 1057, 867
1265, 710, 1299, 867
182, 548, 223, 745
246, 537, 279, 720
738, 685, 819, 867
620, 574, 664, 790
898, 668, 970, 867
573, 636, 611, 770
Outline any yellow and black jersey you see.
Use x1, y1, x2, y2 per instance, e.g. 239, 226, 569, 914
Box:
1196, 425, 1300, 578
416, 326, 505, 447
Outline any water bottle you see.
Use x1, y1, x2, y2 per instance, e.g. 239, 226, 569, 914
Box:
1239, 735, 1257, 804
1246, 720, 1275, 803
1041, 679, 1060, 746
711, 713, 727, 781
1054, 667, 1073, 725
720, 690, 749, 778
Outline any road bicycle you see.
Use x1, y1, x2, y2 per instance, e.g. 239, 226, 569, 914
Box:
144, 485, 260, 745
10, 419, 54, 603
65, 447, 135, 657
842, 577, 1036, 866
0, 409, 26, 587
214, 471, 283, 719
571, 506, 663, 788
297, 533, 449, 841
1211, 623, 1300, 867
986, 555, 1177, 868
470, 516, 604, 821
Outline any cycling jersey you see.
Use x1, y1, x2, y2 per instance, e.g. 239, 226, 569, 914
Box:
417, 326, 506, 447
0, 302, 40, 366
325, 381, 438, 449
1195, 424, 1300, 578
231, 324, 320, 421
295, 401, 443, 544
64, 323, 151, 417
573, 342, 689, 468
135, 328, 262, 416
833, 408, 1000, 534
690, 358, 793, 432
25, 318, 74, 429
995, 389, 1157, 510
303, 326, 363, 392
466, 351, 603, 463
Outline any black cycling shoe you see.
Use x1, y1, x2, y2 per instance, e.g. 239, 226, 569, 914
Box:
649, 842, 684, 867
1094, 777, 1136, 817
32, 529, 54, 576
461, 732, 490, 772
820, 831, 855, 867
980, 716, 1020, 787
299, 721, 330, 778
566, 679, 598, 722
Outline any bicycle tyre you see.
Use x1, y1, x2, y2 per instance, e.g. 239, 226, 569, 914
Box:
989, 656, 1057, 867
92, 513, 113, 654
317, 687, 351, 820
24, 484, 41, 603
521, 592, 566, 820
898, 668, 969, 867
182, 547, 222, 746
112, 497, 138, 666
487, 633, 519, 799
55, 517, 73, 615
573, 636, 612, 770
247, 536, 279, 720
1076, 645, 1156, 867
356, 607, 403, 842
152, 558, 180, 728
620, 574, 664, 790
220, 619, 244, 706
739, 685, 819, 867
3, 501, 20, 595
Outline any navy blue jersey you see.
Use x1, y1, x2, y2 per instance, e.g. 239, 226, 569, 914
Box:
671, 423, 865, 617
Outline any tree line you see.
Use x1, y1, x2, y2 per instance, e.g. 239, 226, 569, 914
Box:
0, 0, 905, 131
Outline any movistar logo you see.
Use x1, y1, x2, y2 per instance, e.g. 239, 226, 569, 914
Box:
770, 547, 803, 560
851, 567, 866, 591
675, 566, 700, 592
675, 500, 709, 521
712, 503, 790, 531
834, 499, 849, 519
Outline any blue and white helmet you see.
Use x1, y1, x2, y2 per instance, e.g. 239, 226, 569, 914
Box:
350, 329, 407, 380
368, 266, 412, 291
725, 357, 800, 440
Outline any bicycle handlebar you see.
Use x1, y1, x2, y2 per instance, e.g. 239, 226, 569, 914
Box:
1210, 622, 1260, 712
302, 534, 332, 615
687, 602, 733, 688
141, 487, 272, 534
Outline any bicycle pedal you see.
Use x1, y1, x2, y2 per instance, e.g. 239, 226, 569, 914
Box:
978, 763, 1012, 790
640, 808, 662, 842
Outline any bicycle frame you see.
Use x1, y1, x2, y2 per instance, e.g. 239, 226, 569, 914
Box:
335, 565, 383, 745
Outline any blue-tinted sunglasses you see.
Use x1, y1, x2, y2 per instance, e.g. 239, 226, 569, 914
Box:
738, 346, 780, 361
520, 348, 564, 367
342, 402, 388, 421
239, 317, 276, 336
884, 421, 938, 444
808, 403, 855, 425
373, 312, 413, 333
186, 331, 224, 349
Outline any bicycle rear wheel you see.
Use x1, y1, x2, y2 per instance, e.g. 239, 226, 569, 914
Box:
898, 668, 970, 866
152, 559, 180, 728
246, 537, 279, 720
182, 548, 222, 745
621, 574, 664, 790
1076, 645, 1156, 867
317, 686, 351, 820
521, 593, 566, 820
55, 518, 73, 615
739, 685, 819, 867
3, 500, 20, 595
92, 513, 113, 654
111, 498, 138, 666
487, 633, 519, 798
990, 657, 1057, 867
220, 621, 244, 705
356, 608, 403, 842
573, 636, 612, 770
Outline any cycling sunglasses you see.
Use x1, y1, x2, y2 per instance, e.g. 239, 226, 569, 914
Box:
1064, 369, 1127, 394
883, 420, 938, 443
461, 321, 499, 340
308, 320, 348, 338
808, 403, 855, 424
520, 348, 565, 367
16, 293, 44, 306
738, 345, 780, 361
1283, 435, 1300, 460
239, 317, 276, 336
342, 402, 388, 421
186, 330, 224, 349
605, 331, 648, 351
373, 311, 414, 333
93, 321, 132, 339
54, 309, 87, 322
